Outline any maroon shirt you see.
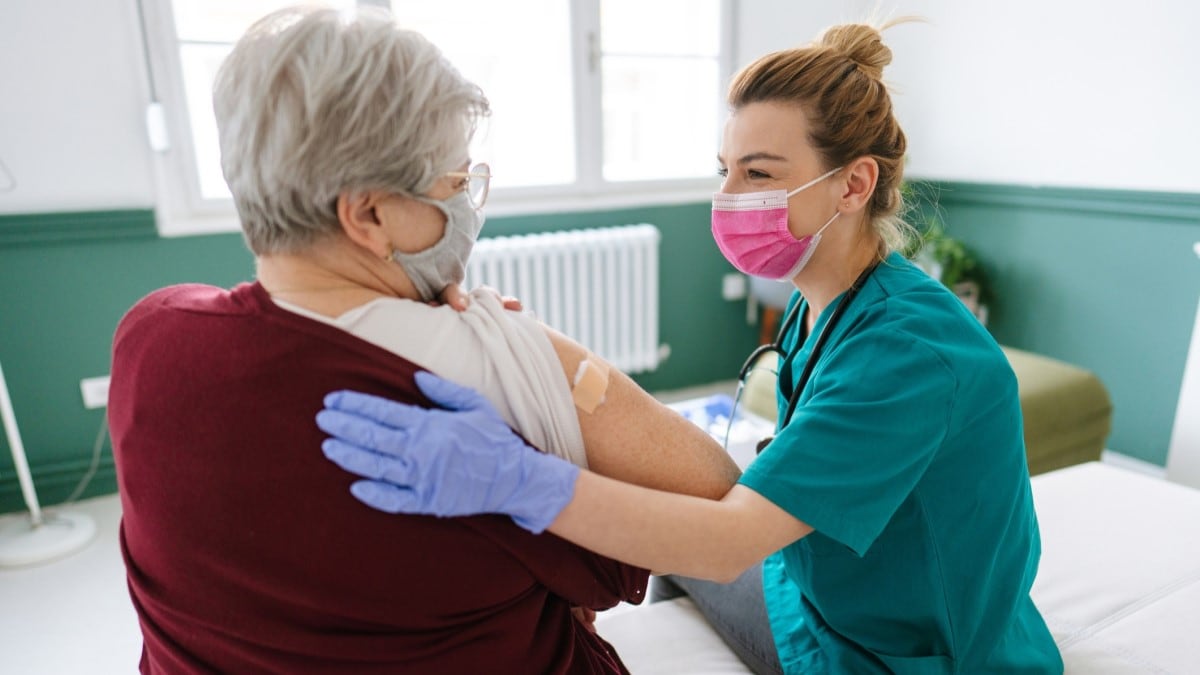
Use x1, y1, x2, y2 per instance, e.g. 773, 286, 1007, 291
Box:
108, 282, 647, 674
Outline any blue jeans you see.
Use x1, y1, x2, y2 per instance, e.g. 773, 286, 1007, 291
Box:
650, 564, 783, 675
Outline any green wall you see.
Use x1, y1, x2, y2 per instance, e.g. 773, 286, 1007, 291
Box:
922, 182, 1200, 466
0, 204, 758, 514
5, 183, 1196, 512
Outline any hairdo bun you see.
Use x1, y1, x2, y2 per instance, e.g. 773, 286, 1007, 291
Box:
818, 24, 891, 80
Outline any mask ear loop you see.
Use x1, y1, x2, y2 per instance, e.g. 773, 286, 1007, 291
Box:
813, 210, 841, 236
776, 210, 841, 280
784, 166, 843, 198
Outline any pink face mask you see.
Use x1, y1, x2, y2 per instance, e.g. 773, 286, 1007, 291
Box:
711, 167, 842, 280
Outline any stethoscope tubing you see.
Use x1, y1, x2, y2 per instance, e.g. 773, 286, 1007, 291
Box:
737, 260, 880, 438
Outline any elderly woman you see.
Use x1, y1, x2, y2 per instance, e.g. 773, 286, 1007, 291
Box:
108, 6, 737, 673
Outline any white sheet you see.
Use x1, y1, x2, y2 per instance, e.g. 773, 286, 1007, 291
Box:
598, 462, 1200, 674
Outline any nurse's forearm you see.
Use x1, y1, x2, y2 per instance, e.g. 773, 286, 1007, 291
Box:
547, 471, 811, 583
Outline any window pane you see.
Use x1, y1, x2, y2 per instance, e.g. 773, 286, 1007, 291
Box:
600, 0, 721, 182
387, 1, 576, 188
601, 0, 720, 56
163, 0, 725, 213
172, 0, 355, 43
179, 44, 233, 199
602, 56, 719, 181
173, 0, 357, 201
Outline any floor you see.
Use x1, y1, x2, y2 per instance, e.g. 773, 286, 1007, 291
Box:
0, 495, 141, 673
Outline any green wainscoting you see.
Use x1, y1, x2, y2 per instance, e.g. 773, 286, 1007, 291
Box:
920, 181, 1200, 467
0, 204, 757, 513
3, 184, 1196, 513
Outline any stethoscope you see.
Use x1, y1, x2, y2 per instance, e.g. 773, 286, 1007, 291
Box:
724, 260, 881, 452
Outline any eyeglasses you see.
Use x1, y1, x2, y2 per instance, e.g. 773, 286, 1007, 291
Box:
445, 162, 491, 210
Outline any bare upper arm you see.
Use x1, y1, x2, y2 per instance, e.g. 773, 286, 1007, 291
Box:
541, 324, 741, 500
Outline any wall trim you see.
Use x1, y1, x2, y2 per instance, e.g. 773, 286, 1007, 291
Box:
0, 209, 157, 247
0, 457, 116, 515
1102, 450, 1168, 477
914, 181, 1200, 223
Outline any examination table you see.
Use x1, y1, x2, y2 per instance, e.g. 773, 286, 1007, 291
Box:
596, 461, 1200, 673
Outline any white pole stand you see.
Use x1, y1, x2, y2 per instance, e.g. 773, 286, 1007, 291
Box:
0, 510, 97, 567
0, 360, 97, 567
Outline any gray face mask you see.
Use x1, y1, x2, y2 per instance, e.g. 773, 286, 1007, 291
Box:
389, 190, 484, 301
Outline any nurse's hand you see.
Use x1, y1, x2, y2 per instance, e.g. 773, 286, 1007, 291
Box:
435, 283, 523, 312
434, 283, 470, 311
475, 284, 523, 312
316, 372, 579, 534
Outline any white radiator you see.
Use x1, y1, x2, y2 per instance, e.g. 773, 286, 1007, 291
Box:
464, 224, 663, 374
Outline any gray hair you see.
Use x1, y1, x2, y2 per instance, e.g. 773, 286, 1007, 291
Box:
213, 5, 490, 254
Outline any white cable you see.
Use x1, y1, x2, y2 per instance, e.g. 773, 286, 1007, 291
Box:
60, 416, 108, 506
0, 154, 16, 193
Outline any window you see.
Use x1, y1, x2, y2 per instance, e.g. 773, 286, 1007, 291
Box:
600, 1, 724, 182
141, 0, 732, 235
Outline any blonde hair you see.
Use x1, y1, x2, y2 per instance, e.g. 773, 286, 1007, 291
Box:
728, 20, 917, 254
213, 6, 490, 254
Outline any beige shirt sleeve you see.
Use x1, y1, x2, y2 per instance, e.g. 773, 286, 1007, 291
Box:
275, 290, 587, 467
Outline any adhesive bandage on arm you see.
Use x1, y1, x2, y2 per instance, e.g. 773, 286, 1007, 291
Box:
571, 355, 610, 414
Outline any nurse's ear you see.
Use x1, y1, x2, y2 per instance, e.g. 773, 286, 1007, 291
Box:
838, 156, 879, 215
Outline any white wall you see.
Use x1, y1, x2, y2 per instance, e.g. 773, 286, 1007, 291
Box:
0, 0, 156, 214
1, 0, 1196, 216
736, 0, 1200, 193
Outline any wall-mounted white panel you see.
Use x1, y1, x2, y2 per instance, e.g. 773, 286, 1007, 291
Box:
1167, 245, 1200, 489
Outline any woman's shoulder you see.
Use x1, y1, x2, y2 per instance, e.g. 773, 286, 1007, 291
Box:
136, 282, 229, 304
870, 256, 987, 330
860, 257, 1009, 372
114, 284, 260, 351
871, 253, 954, 301
122, 282, 244, 321
349, 287, 542, 335
340, 287, 558, 385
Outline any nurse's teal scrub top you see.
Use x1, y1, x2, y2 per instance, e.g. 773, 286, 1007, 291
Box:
739, 252, 1063, 674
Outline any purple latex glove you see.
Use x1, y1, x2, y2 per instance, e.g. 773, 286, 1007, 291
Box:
317, 371, 580, 534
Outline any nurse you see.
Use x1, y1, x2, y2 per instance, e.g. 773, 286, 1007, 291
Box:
315, 20, 1063, 674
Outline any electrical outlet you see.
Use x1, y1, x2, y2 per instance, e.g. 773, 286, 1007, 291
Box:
722, 273, 747, 301
80, 375, 110, 409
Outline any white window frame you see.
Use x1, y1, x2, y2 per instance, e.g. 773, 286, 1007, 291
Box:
139, 0, 737, 237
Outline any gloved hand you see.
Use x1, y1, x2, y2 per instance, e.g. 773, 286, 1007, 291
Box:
316, 371, 580, 533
